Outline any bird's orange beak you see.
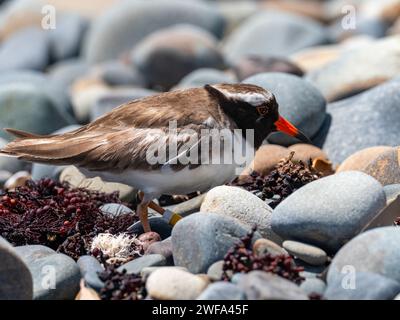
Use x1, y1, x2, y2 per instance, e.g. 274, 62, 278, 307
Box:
274, 116, 310, 143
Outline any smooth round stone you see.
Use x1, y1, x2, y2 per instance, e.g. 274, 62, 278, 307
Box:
0, 71, 74, 121
383, 184, 400, 204
117, 254, 167, 274
362, 148, 400, 186
176, 68, 236, 89
253, 238, 287, 257
15, 245, 80, 300
97, 61, 147, 87
59, 165, 136, 202
223, 10, 328, 64
200, 186, 280, 243
300, 278, 326, 297
0, 84, 72, 141
0, 170, 12, 187
170, 193, 206, 217
132, 24, 224, 89
4, 171, 31, 190
89, 88, 156, 120
171, 212, 259, 273
128, 216, 172, 240
306, 35, 400, 102
232, 55, 303, 81
337, 146, 393, 173
207, 260, 224, 281
244, 72, 327, 146
0, 27, 49, 71
237, 271, 309, 300
325, 272, 400, 300
0, 237, 33, 300
297, 260, 327, 280
197, 282, 246, 300
99, 203, 133, 218
290, 45, 343, 73
145, 238, 173, 264
146, 267, 208, 300
327, 227, 400, 284
31, 125, 82, 180
48, 58, 90, 88
288, 144, 330, 164
48, 13, 88, 61
283, 241, 327, 266
140, 266, 188, 280
322, 78, 400, 164
77, 255, 104, 292
0, 137, 26, 173
272, 171, 386, 253
329, 17, 389, 42
241, 144, 290, 176
83, 0, 225, 63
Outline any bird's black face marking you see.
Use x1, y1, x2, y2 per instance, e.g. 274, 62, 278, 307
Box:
204, 84, 280, 148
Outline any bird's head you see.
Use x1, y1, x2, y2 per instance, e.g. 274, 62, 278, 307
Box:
204, 83, 310, 146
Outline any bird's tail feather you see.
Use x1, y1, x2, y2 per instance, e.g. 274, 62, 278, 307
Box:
0, 128, 100, 165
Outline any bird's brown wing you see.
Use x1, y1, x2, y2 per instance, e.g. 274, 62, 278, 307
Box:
0, 87, 234, 171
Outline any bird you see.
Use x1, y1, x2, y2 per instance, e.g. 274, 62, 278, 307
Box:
0, 83, 309, 233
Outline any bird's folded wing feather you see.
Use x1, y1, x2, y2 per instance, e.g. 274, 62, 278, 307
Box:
0, 87, 235, 171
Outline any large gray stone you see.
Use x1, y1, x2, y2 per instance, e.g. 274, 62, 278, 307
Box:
0, 27, 49, 71
243, 72, 326, 145
77, 255, 104, 292
306, 36, 400, 102
321, 78, 400, 164
83, 0, 225, 63
48, 13, 88, 61
325, 272, 400, 300
132, 24, 224, 89
176, 68, 236, 89
117, 254, 167, 274
0, 71, 75, 124
0, 84, 73, 140
327, 227, 400, 285
200, 186, 280, 242
15, 245, 80, 300
237, 271, 309, 300
0, 237, 33, 300
172, 212, 258, 273
223, 10, 328, 64
197, 282, 247, 300
272, 171, 386, 253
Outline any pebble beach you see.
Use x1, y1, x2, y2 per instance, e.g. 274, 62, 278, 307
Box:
1, 0, 400, 301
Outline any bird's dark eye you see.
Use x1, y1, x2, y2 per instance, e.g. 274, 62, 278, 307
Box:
256, 106, 268, 116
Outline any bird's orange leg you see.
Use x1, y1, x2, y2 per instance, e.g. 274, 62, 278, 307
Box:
137, 192, 151, 233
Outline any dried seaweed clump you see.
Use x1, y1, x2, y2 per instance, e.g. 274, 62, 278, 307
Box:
91, 233, 142, 265
0, 179, 137, 260
98, 265, 146, 300
222, 227, 304, 285
231, 152, 321, 208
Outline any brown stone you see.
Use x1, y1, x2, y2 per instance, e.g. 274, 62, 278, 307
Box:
363, 147, 400, 186
241, 144, 290, 176
233, 56, 303, 81
337, 146, 393, 173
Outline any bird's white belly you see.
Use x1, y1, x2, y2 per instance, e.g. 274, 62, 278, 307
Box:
81, 130, 255, 197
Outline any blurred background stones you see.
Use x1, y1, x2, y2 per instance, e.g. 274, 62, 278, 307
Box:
1, 0, 400, 301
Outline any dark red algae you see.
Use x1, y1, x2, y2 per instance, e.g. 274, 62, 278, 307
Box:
0, 179, 137, 260
221, 227, 304, 285
98, 265, 146, 300
230, 152, 321, 208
